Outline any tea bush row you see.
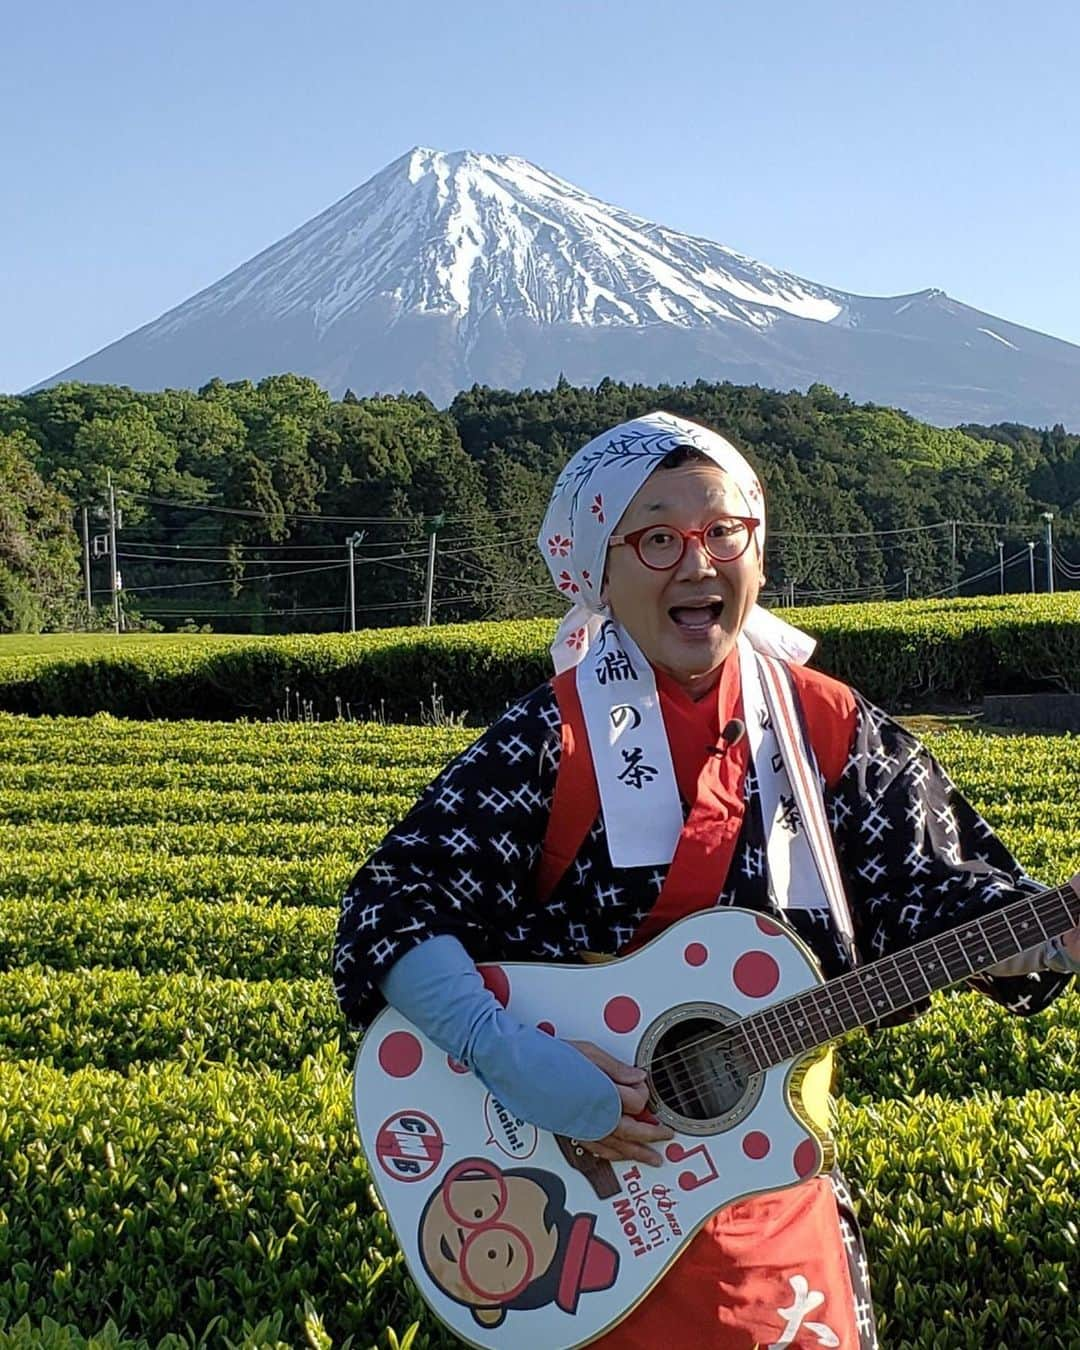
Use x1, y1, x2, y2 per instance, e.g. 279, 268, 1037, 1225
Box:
0, 712, 469, 771
2, 1052, 1077, 1346
2, 964, 1077, 1100
0, 851, 364, 909
0, 787, 414, 829
0, 595, 1076, 720
0, 897, 334, 982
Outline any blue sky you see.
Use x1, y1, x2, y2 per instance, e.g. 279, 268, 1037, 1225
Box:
3, 0, 1078, 393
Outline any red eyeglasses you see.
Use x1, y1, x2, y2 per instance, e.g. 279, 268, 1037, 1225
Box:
608, 516, 760, 570
441, 1159, 536, 1302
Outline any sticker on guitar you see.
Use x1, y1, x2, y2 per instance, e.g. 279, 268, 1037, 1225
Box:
375, 1110, 446, 1183
483, 1093, 539, 1160
611, 1165, 684, 1259
417, 1157, 619, 1329
664, 1140, 720, 1192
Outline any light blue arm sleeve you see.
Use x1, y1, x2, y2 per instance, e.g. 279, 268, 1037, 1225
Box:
378, 935, 622, 1141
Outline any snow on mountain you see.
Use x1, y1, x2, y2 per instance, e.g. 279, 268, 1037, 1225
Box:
153, 148, 843, 337
34, 148, 1080, 428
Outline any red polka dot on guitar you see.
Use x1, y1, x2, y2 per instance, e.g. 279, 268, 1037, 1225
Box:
733, 951, 780, 998
537, 1021, 556, 1036
378, 1031, 422, 1079
756, 917, 783, 937
446, 1055, 469, 1075
684, 943, 708, 967
604, 996, 641, 1034
479, 964, 510, 1007
794, 1139, 820, 1178
742, 1131, 771, 1160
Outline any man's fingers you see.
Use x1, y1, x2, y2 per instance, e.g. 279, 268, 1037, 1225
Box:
616, 1080, 650, 1116
613, 1115, 674, 1146
568, 1039, 647, 1087
585, 1112, 675, 1168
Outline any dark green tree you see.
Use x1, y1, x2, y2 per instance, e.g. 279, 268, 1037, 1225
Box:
0, 430, 82, 631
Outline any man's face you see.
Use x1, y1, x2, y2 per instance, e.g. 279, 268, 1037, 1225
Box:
420, 1169, 559, 1323
603, 462, 763, 699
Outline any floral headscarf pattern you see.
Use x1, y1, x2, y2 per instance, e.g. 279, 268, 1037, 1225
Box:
538, 411, 811, 671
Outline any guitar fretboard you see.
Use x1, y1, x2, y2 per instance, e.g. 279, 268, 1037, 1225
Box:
733, 883, 1079, 1073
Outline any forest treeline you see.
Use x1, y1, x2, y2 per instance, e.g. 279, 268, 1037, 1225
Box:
0, 374, 1077, 632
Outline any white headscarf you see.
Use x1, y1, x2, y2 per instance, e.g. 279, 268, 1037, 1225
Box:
537, 411, 816, 868
539, 411, 814, 673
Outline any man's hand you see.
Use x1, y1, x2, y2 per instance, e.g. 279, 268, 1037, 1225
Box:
568, 1040, 674, 1167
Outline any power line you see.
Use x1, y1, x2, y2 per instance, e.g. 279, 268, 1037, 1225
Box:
121, 560, 348, 594
116, 547, 431, 567
1052, 548, 1080, 579
120, 489, 1058, 549
439, 536, 539, 554
126, 491, 531, 527
121, 539, 353, 553
138, 606, 351, 617
920, 547, 1031, 599
141, 596, 430, 615
769, 520, 953, 541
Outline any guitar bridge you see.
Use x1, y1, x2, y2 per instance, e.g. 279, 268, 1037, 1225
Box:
555, 1134, 622, 1198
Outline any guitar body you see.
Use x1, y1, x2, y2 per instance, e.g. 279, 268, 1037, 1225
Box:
352, 908, 835, 1350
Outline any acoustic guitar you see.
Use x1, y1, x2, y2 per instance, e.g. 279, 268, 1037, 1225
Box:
352, 879, 1079, 1349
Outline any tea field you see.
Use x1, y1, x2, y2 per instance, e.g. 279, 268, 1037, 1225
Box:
0, 711, 1077, 1348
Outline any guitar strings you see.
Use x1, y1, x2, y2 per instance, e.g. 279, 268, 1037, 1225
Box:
647, 884, 1073, 1088
642, 885, 1074, 1102
647, 882, 1073, 1074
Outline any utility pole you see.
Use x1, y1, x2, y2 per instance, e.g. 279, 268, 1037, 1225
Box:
81, 507, 92, 614
1043, 512, 1055, 594
107, 474, 120, 634
346, 530, 365, 632
950, 520, 958, 594
423, 513, 445, 626
1027, 541, 1035, 593
997, 541, 1005, 595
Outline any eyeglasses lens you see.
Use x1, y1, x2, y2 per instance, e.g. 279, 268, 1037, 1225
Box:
638, 519, 749, 568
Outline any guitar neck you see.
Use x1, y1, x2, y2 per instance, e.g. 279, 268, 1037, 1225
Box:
738, 880, 1080, 1073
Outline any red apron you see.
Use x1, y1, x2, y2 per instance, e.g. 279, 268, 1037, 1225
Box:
540, 656, 863, 1349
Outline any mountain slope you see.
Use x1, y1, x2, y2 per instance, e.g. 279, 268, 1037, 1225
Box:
36, 148, 1080, 427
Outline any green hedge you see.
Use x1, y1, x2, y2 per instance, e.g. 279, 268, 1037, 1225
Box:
2, 1053, 1078, 1348
1, 596, 1077, 719
1, 705, 1077, 1347
0, 968, 344, 1074
0, 897, 334, 982
3, 964, 1077, 1098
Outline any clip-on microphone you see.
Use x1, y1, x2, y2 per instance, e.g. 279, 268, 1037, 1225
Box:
707, 717, 747, 758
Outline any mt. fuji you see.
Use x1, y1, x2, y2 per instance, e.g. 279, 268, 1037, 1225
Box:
37, 148, 1080, 427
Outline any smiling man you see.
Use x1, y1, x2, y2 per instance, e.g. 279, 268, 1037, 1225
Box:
603, 454, 763, 701
336, 412, 1080, 1348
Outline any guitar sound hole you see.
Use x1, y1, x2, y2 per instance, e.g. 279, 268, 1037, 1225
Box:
648, 1015, 750, 1123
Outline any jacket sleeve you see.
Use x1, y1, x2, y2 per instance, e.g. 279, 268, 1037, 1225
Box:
827, 693, 1073, 1020
332, 683, 562, 1029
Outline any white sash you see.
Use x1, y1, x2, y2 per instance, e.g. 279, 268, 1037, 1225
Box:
576, 624, 857, 959
576, 622, 684, 869
740, 639, 858, 962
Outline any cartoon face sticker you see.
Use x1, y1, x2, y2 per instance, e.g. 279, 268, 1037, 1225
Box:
417, 1158, 619, 1329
